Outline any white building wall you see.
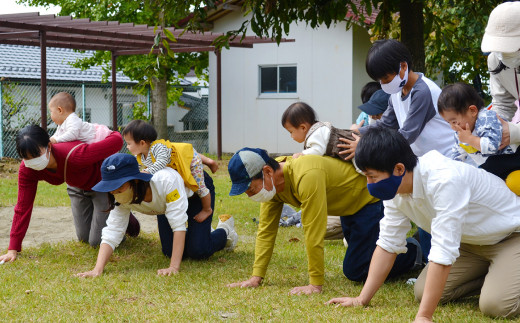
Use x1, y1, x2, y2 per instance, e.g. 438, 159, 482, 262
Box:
208, 11, 372, 154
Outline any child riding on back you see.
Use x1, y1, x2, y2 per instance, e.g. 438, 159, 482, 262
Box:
122, 120, 218, 223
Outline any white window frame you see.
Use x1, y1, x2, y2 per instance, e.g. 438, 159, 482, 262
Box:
258, 64, 298, 99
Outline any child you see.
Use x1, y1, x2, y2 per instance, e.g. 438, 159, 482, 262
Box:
355, 82, 389, 127
281, 102, 356, 160
122, 120, 218, 223
438, 82, 520, 194
48, 92, 112, 144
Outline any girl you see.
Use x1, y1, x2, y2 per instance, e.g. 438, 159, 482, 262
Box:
75, 153, 237, 277
281, 102, 356, 160
438, 82, 520, 194
122, 120, 218, 224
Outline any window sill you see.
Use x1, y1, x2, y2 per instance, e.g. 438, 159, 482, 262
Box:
257, 93, 299, 99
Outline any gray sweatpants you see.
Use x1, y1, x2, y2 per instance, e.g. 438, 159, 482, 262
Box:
414, 232, 520, 318
66, 185, 110, 247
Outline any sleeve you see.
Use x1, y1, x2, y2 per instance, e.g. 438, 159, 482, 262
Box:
252, 199, 284, 279
52, 115, 82, 143
376, 200, 412, 255
297, 169, 328, 286
427, 180, 467, 265
9, 164, 39, 251
145, 144, 172, 174
476, 111, 502, 155
397, 88, 436, 144
101, 206, 131, 250
302, 127, 330, 156
162, 176, 189, 232
67, 130, 123, 167
489, 54, 518, 121
451, 134, 469, 162
358, 99, 399, 135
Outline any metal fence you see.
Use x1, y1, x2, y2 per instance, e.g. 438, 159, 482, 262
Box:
0, 80, 209, 158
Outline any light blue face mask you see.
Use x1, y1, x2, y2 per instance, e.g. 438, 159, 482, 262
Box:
367, 170, 406, 200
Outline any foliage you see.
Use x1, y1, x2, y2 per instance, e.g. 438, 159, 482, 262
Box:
1, 81, 41, 131
18, 0, 210, 105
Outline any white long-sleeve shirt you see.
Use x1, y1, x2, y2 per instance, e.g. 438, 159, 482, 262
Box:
302, 123, 331, 156
52, 112, 97, 143
101, 168, 194, 250
488, 52, 519, 122
377, 150, 520, 266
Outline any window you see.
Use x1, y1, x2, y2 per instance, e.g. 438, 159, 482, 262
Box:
259, 65, 297, 94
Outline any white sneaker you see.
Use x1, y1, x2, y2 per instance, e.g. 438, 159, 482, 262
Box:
216, 214, 238, 251
343, 238, 348, 248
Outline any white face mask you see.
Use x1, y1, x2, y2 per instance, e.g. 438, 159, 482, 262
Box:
496, 51, 520, 69
113, 186, 134, 204
248, 175, 276, 203
24, 148, 50, 171
368, 117, 378, 125
380, 64, 409, 94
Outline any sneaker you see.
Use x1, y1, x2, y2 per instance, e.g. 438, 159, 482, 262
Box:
126, 212, 140, 237
216, 214, 238, 251
343, 238, 348, 248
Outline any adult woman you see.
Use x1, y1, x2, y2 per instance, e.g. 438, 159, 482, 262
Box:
0, 124, 138, 263
76, 153, 237, 277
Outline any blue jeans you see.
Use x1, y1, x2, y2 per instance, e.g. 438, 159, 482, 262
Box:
341, 201, 418, 282
157, 172, 227, 259
418, 228, 431, 262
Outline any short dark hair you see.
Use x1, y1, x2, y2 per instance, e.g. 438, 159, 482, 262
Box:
251, 157, 281, 180
361, 82, 382, 104
106, 179, 151, 211
122, 120, 157, 143
437, 82, 485, 115
281, 102, 318, 128
16, 124, 50, 159
366, 39, 414, 81
355, 126, 418, 174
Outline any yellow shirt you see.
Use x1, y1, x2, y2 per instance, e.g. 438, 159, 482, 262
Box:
252, 155, 379, 285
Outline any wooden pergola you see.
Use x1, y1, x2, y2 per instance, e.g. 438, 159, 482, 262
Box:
0, 12, 293, 158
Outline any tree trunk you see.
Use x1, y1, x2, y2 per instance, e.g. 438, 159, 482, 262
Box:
400, 0, 425, 73
151, 75, 168, 140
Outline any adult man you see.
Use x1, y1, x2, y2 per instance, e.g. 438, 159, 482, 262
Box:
328, 127, 520, 321
226, 148, 421, 295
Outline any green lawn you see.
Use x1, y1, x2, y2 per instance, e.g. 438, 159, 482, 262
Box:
0, 157, 507, 322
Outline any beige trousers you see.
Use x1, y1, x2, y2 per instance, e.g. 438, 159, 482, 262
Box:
325, 216, 344, 240
414, 232, 520, 318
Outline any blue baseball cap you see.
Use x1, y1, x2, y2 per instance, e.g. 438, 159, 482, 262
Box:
358, 89, 390, 116
92, 153, 153, 192
228, 147, 270, 196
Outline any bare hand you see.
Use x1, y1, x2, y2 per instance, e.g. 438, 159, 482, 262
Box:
337, 133, 360, 161
325, 296, 365, 307
157, 266, 179, 276
453, 123, 472, 143
193, 209, 212, 223
292, 152, 304, 159
50, 137, 57, 144
350, 120, 364, 131
413, 316, 433, 323
289, 284, 322, 295
498, 115, 511, 149
0, 250, 18, 263
75, 269, 102, 278
226, 276, 262, 288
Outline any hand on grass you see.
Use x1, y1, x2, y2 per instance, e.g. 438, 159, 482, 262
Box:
75, 269, 102, 278
226, 276, 262, 288
325, 296, 365, 307
0, 250, 17, 263
289, 284, 322, 295
413, 316, 433, 323
337, 133, 360, 161
157, 266, 179, 276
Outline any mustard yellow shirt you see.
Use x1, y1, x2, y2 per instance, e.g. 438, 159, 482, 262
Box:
252, 155, 379, 285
